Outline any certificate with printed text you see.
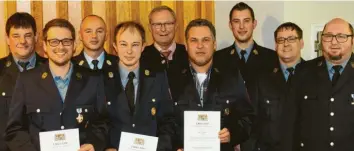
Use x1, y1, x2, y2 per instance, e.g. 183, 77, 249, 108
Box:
39, 128, 80, 151
184, 111, 220, 151
119, 132, 158, 151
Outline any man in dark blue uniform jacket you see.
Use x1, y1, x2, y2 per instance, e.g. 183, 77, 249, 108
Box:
5, 18, 108, 151
171, 19, 254, 151
72, 15, 118, 72
104, 21, 175, 151
288, 18, 354, 151
0, 12, 46, 151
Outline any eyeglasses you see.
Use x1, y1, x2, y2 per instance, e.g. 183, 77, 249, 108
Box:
276, 36, 299, 44
46, 38, 73, 47
321, 33, 353, 43
151, 22, 175, 29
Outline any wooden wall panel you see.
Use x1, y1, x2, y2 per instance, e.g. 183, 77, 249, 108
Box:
81, 1, 92, 19
0, 2, 7, 58
68, 1, 82, 56
1, 1, 17, 57
116, 1, 132, 23
31, 1, 44, 57
56, 1, 68, 19
0, 1, 215, 58
176, 1, 185, 44
105, 1, 117, 55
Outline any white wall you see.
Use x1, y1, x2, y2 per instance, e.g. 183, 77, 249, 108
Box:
284, 1, 354, 60
215, 1, 284, 50
215, 1, 354, 61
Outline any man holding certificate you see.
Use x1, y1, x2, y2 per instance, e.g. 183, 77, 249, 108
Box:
5, 19, 108, 151
170, 19, 254, 151
104, 21, 175, 151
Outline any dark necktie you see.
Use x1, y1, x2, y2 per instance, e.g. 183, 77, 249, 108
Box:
240, 50, 247, 69
125, 72, 135, 113
332, 65, 342, 86
18, 61, 29, 72
286, 67, 295, 84
92, 60, 99, 70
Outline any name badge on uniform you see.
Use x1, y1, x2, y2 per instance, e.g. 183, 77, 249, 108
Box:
351, 94, 354, 105
76, 108, 83, 124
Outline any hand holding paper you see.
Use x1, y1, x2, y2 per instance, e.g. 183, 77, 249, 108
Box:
78, 144, 94, 151
218, 128, 230, 143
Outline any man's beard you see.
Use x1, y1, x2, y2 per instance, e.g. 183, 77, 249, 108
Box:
50, 57, 71, 66
49, 48, 72, 66
329, 55, 342, 61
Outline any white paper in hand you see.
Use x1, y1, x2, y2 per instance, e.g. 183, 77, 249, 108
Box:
184, 111, 221, 151
39, 128, 80, 151
118, 131, 158, 151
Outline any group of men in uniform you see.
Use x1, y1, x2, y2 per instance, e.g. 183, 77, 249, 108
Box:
0, 1, 354, 151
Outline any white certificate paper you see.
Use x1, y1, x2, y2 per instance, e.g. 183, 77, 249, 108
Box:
39, 128, 80, 151
184, 111, 221, 151
118, 131, 158, 151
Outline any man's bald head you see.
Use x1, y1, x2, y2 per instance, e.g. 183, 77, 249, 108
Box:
323, 18, 353, 35
321, 18, 354, 65
79, 15, 107, 52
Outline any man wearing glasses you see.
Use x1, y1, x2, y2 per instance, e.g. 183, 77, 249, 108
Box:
141, 5, 188, 73
251, 22, 304, 151
6, 19, 108, 151
287, 18, 354, 151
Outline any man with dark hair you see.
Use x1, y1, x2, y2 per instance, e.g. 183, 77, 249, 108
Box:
72, 14, 118, 72
215, 1, 277, 101
287, 18, 354, 151
171, 18, 253, 151
104, 21, 175, 151
6, 18, 108, 151
214, 3, 277, 150
251, 22, 304, 151
141, 5, 188, 76
0, 12, 46, 151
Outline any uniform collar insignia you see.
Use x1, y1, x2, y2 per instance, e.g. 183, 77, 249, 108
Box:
317, 61, 323, 66
351, 62, 354, 68
79, 60, 84, 66
106, 60, 112, 66
230, 49, 235, 55
41, 72, 48, 79
5, 60, 11, 67
253, 49, 258, 55
273, 68, 278, 73
214, 68, 219, 73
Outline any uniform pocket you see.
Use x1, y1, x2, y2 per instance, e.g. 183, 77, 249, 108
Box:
262, 97, 280, 121
26, 106, 51, 129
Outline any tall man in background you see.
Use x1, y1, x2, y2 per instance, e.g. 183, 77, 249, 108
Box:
214, 3, 277, 150
141, 5, 189, 72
